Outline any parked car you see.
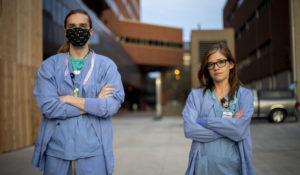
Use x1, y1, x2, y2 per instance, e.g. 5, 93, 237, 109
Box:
251, 89, 299, 123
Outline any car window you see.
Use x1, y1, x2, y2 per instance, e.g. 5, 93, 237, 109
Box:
259, 91, 294, 99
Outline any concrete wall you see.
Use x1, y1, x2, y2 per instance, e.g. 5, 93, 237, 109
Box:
0, 0, 42, 153
291, 0, 300, 96
191, 29, 235, 88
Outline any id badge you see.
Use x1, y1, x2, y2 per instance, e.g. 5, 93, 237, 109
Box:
222, 111, 233, 118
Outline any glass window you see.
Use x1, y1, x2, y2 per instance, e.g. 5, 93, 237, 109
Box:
247, 12, 256, 26
237, 0, 244, 7
62, 6, 69, 27
258, 0, 270, 17
51, 0, 57, 23
259, 91, 293, 99
57, 1, 62, 26
43, 0, 51, 13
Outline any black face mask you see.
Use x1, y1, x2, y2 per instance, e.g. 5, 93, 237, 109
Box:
66, 28, 90, 47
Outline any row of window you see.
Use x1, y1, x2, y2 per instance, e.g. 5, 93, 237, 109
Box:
226, 0, 244, 22
119, 36, 183, 49
238, 40, 271, 70
234, 0, 270, 41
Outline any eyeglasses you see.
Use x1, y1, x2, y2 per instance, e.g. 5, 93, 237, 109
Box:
207, 59, 228, 70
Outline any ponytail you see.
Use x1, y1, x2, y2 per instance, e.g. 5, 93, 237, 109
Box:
57, 41, 70, 53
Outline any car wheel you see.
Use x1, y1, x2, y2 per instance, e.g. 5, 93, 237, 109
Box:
270, 109, 286, 123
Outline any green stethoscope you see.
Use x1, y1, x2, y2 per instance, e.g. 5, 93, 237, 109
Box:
207, 89, 237, 111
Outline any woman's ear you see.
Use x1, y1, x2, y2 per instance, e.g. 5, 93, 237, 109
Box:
229, 61, 234, 70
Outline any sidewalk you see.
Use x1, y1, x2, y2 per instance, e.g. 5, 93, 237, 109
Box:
113, 112, 190, 175
1, 111, 300, 175
0, 111, 190, 175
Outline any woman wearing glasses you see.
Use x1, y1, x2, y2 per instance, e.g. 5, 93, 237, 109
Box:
182, 42, 255, 175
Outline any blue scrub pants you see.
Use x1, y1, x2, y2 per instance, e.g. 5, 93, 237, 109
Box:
44, 155, 107, 175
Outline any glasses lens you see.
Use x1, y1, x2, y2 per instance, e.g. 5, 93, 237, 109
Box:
217, 60, 227, 68
207, 63, 214, 69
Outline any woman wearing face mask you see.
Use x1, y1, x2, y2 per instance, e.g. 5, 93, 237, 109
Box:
182, 42, 255, 175
32, 9, 124, 175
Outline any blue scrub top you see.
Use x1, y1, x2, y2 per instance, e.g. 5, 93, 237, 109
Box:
46, 54, 102, 160
32, 51, 125, 174
194, 91, 240, 175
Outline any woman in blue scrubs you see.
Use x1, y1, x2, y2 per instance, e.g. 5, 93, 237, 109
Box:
32, 10, 124, 175
182, 42, 255, 175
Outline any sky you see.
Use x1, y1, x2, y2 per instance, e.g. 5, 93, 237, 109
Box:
140, 0, 227, 42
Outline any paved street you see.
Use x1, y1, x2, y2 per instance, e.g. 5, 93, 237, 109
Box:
251, 117, 300, 175
0, 111, 300, 175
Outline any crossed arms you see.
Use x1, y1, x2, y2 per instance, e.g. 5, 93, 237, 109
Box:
34, 60, 124, 119
182, 90, 254, 142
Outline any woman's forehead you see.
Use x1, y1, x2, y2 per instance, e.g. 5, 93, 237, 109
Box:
67, 13, 89, 25
208, 51, 227, 62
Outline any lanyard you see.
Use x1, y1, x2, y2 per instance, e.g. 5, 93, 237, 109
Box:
64, 49, 95, 86
208, 89, 237, 111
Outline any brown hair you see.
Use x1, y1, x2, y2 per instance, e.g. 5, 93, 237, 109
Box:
57, 9, 93, 53
198, 42, 241, 100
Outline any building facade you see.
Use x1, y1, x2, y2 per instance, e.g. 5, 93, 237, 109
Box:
223, 0, 293, 90
0, 0, 42, 153
83, 0, 184, 112
290, 0, 300, 98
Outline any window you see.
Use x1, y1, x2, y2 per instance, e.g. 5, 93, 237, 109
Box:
56, 1, 63, 26
259, 90, 293, 99
240, 24, 246, 35
43, 0, 52, 13
237, 0, 244, 7
249, 50, 257, 60
227, 13, 234, 23
258, 0, 270, 17
237, 56, 252, 71
198, 41, 226, 63
259, 40, 271, 58
247, 12, 256, 26
121, 36, 182, 49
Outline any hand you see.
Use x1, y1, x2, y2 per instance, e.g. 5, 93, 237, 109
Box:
60, 96, 87, 114
59, 95, 71, 103
97, 84, 115, 98
80, 110, 87, 114
234, 110, 244, 118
